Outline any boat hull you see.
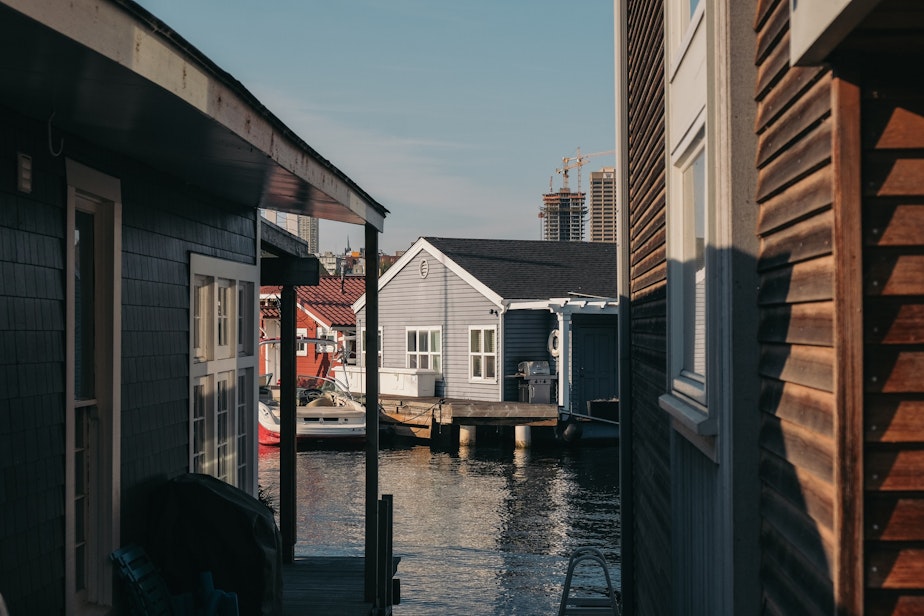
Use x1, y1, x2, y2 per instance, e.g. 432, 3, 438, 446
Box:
258, 399, 366, 445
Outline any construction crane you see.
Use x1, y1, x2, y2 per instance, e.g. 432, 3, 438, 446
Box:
555, 147, 616, 194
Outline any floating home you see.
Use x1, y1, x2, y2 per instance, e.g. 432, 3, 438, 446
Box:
0, 1, 391, 613
347, 237, 620, 446
615, 0, 924, 613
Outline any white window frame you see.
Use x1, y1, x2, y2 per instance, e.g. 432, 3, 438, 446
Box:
237, 282, 254, 357
189, 254, 258, 494
296, 327, 310, 356
468, 326, 498, 383
659, 0, 719, 444
64, 160, 122, 615
405, 326, 442, 373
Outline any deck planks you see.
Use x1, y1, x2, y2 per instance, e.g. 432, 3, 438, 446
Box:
282, 556, 398, 616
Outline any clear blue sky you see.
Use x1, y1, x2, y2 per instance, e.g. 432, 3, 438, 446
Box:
137, 1, 615, 254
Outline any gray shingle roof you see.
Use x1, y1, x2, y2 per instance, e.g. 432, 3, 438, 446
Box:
424, 237, 617, 301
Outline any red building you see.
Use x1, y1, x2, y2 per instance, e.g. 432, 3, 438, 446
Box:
260, 276, 365, 388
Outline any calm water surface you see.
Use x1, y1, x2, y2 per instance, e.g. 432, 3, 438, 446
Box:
259, 442, 621, 615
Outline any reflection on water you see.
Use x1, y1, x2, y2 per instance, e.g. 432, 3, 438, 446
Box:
259, 443, 620, 615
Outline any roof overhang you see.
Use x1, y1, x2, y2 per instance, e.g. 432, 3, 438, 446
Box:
352, 237, 505, 313
0, 0, 387, 231
789, 0, 883, 66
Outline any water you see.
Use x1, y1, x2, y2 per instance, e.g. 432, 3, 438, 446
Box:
258, 442, 621, 615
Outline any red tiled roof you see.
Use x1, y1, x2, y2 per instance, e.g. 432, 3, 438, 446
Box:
260, 275, 364, 327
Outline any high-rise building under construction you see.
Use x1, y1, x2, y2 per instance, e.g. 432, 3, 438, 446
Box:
541, 189, 586, 241
588, 167, 617, 243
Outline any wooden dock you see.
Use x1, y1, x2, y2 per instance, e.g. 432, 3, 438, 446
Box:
378, 396, 559, 440
282, 556, 399, 615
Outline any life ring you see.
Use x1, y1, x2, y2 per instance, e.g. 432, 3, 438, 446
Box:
547, 329, 561, 357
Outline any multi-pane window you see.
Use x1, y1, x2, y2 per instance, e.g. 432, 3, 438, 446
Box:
190, 254, 257, 493
659, 0, 714, 437
236, 370, 251, 488
406, 328, 441, 372
73, 207, 96, 595
216, 279, 233, 359
237, 282, 253, 356
469, 327, 497, 381
192, 377, 208, 473
215, 372, 232, 483
67, 161, 122, 612
193, 276, 212, 363
296, 327, 309, 357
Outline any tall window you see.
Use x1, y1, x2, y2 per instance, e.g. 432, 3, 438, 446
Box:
66, 160, 122, 612
660, 0, 714, 437
190, 254, 257, 493
236, 370, 252, 488
683, 147, 707, 379
237, 282, 253, 356
74, 207, 94, 602
469, 327, 497, 381
406, 327, 441, 372
193, 276, 212, 362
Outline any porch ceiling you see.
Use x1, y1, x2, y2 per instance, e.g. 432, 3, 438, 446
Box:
0, 0, 387, 231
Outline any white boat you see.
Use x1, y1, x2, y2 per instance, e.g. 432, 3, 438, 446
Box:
258, 376, 365, 445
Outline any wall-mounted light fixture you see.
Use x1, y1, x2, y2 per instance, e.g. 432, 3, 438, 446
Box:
17, 153, 32, 194
489, 308, 499, 316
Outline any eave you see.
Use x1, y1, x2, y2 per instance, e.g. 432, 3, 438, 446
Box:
0, 0, 387, 230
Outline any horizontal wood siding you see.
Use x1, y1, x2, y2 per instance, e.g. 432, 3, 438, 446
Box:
754, 0, 838, 612
358, 249, 500, 400
626, 0, 672, 613
502, 310, 556, 401
861, 73, 924, 611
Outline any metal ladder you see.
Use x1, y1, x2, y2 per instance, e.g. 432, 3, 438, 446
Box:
558, 547, 621, 616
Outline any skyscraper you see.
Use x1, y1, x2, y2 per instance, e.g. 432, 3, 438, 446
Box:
540, 189, 586, 241
588, 167, 617, 243
297, 215, 319, 254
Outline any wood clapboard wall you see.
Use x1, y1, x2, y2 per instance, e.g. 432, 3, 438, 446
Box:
852, 6, 924, 607
862, 81, 924, 614
625, 0, 672, 614
754, 0, 840, 613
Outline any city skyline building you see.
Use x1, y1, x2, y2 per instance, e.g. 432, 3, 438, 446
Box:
588, 167, 617, 243
297, 215, 319, 254
540, 189, 586, 241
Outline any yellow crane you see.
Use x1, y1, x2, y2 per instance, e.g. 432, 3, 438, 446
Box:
555, 147, 616, 193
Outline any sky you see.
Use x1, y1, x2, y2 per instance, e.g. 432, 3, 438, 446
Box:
136, 1, 616, 255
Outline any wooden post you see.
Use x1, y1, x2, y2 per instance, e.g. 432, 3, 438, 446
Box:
364, 224, 381, 602
260, 256, 318, 566
831, 73, 864, 616
280, 284, 297, 564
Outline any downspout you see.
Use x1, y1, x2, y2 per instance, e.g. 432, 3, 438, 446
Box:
615, 0, 634, 612
497, 304, 505, 401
